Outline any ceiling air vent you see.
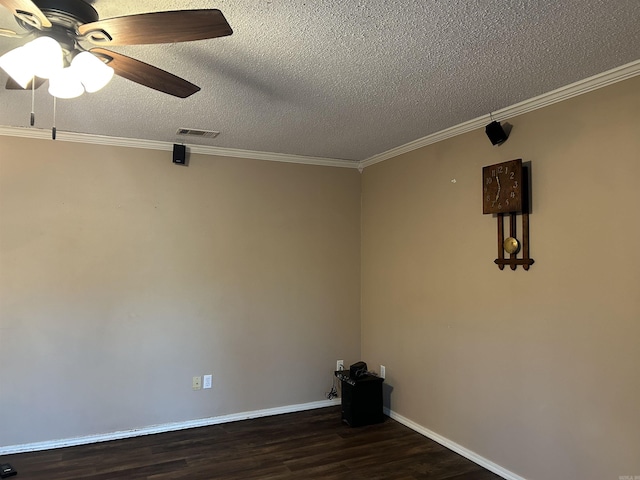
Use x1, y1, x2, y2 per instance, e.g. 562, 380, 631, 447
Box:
176, 128, 220, 138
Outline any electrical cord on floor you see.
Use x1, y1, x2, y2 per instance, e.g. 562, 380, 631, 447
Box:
326, 375, 339, 400
326, 384, 338, 400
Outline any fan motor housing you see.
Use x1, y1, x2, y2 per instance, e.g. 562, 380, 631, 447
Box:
21, 0, 98, 30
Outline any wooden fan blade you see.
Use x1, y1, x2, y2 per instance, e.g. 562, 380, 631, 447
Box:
6, 76, 45, 89
79, 10, 232, 46
0, 0, 51, 28
90, 48, 200, 98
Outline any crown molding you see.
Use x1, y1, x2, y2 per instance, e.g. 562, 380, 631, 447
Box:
0, 126, 360, 169
1, 60, 638, 170
360, 59, 640, 169
187, 144, 359, 169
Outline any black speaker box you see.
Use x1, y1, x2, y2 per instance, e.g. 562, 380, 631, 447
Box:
485, 121, 508, 145
173, 144, 186, 165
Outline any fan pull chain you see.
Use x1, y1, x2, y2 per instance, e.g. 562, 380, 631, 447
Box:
30, 77, 35, 127
52, 96, 57, 140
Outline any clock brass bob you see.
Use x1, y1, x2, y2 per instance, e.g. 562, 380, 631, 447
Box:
503, 236, 520, 255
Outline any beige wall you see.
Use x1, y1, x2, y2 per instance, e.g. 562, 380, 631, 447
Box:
0, 139, 361, 445
1, 77, 638, 480
361, 76, 640, 480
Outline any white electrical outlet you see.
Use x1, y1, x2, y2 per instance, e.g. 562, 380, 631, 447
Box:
380, 365, 386, 379
192, 376, 202, 390
337, 360, 344, 371
203, 374, 212, 389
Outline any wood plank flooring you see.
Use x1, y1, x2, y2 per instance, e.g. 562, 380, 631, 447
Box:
3, 406, 503, 479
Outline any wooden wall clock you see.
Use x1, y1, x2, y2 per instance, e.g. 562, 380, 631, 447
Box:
482, 159, 534, 270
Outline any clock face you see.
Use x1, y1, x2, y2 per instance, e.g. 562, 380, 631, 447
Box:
482, 159, 523, 214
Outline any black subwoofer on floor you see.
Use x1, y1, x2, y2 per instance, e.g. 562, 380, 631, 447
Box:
336, 368, 384, 427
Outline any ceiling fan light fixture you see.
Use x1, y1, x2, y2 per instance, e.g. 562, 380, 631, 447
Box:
0, 36, 64, 89
0, 45, 35, 89
71, 52, 114, 93
25, 36, 64, 79
48, 67, 84, 99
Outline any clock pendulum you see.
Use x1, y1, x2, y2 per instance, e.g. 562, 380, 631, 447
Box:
482, 159, 534, 270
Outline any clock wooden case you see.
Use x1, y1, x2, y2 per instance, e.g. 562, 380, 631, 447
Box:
482, 159, 534, 271
482, 158, 523, 214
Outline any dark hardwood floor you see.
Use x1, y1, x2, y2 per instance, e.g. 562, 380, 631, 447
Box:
3, 406, 503, 479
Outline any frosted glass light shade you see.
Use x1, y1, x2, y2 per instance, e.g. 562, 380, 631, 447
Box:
0, 46, 34, 88
26, 37, 63, 79
71, 52, 114, 92
49, 67, 84, 98
0, 36, 63, 88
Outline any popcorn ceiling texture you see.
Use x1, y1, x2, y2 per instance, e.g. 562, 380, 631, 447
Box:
0, 0, 638, 161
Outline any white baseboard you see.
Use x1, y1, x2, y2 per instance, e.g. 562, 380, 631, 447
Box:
384, 407, 527, 480
2, 399, 525, 480
0, 398, 340, 456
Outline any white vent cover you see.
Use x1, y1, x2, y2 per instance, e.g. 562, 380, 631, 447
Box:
176, 128, 220, 138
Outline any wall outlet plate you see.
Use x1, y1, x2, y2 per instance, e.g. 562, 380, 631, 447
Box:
380, 365, 386, 379
192, 376, 202, 390
203, 374, 212, 389
337, 360, 344, 371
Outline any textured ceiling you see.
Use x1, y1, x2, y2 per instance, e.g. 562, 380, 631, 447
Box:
0, 0, 638, 162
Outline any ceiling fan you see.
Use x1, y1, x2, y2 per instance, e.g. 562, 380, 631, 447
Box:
0, 0, 233, 98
